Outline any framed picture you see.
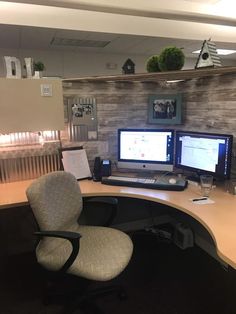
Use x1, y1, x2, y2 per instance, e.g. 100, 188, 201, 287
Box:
148, 94, 182, 124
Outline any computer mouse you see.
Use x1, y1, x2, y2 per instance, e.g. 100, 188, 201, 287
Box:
169, 178, 177, 184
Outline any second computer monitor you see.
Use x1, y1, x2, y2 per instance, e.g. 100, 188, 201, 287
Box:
175, 130, 233, 180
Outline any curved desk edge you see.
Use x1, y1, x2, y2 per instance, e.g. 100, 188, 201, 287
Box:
79, 180, 236, 270
1, 179, 236, 270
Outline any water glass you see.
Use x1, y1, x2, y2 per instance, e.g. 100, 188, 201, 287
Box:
200, 175, 213, 197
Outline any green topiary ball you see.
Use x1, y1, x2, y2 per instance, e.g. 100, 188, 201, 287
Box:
146, 55, 160, 72
158, 46, 185, 71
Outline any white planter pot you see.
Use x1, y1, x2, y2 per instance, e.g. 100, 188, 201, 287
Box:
34, 71, 43, 79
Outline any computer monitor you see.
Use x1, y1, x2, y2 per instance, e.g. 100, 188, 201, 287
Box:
117, 129, 174, 172
175, 130, 233, 180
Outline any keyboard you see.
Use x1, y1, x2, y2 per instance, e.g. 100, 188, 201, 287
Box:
101, 175, 188, 191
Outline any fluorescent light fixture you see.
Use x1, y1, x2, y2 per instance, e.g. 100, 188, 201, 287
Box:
213, 0, 236, 18
192, 49, 236, 55
166, 80, 184, 83
51, 37, 110, 48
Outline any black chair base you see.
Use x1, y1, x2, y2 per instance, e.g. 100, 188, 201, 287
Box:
41, 272, 126, 314
65, 284, 126, 314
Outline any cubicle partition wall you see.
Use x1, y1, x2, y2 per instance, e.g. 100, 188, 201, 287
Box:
0, 78, 64, 183
63, 73, 236, 179
1, 72, 236, 182
0, 130, 61, 183
0, 154, 60, 183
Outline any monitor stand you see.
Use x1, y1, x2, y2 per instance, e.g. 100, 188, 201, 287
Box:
136, 170, 174, 179
136, 171, 156, 178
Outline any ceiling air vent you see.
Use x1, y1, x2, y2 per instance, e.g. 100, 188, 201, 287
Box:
51, 37, 110, 48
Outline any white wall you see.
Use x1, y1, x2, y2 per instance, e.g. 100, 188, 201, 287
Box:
0, 47, 235, 78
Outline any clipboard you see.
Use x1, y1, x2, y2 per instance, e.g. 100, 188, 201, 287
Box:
58, 146, 83, 170
59, 146, 92, 180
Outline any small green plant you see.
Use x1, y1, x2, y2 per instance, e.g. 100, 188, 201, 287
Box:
34, 61, 45, 71
146, 55, 160, 72
158, 46, 185, 71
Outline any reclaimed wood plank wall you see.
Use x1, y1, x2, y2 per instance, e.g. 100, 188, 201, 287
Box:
63, 73, 236, 177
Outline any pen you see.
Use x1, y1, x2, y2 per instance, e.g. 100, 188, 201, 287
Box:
192, 197, 208, 202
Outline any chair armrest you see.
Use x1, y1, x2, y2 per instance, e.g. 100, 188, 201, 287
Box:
83, 197, 118, 226
34, 230, 82, 273
85, 197, 118, 206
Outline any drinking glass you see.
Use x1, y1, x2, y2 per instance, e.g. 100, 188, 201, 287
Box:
200, 175, 213, 197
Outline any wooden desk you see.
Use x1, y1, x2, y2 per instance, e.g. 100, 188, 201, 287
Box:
1, 179, 236, 270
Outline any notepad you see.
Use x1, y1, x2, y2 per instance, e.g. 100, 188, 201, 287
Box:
62, 149, 91, 180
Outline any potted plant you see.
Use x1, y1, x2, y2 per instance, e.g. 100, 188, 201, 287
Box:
34, 61, 45, 78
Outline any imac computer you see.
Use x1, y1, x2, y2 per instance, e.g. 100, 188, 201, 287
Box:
117, 128, 174, 172
175, 130, 233, 181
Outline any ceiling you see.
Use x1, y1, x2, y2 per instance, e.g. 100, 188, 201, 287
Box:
0, 24, 234, 59
0, 0, 236, 60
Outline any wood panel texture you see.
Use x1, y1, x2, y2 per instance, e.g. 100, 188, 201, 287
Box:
63, 72, 236, 177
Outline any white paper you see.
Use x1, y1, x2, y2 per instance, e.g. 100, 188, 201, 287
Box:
62, 149, 91, 180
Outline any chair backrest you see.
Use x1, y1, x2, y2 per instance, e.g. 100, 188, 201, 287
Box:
26, 171, 83, 231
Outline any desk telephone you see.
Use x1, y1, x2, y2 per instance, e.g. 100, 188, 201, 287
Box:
92, 157, 112, 181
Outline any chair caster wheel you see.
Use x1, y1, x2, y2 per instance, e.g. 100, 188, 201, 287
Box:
118, 290, 127, 300
43, 296, 52, 306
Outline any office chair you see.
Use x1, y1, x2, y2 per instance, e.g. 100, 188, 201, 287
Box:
26, 171, 133, 313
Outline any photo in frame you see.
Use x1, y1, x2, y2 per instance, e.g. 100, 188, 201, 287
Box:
148, 94, 182, 124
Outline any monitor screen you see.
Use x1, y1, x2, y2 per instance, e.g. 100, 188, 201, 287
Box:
117, 129, 174, 172
175, 130, 233, 180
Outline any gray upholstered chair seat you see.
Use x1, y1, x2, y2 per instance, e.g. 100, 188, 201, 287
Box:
36, 225, 133, 281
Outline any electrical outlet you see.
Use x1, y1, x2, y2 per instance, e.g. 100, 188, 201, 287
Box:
40, 84, 52, 97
